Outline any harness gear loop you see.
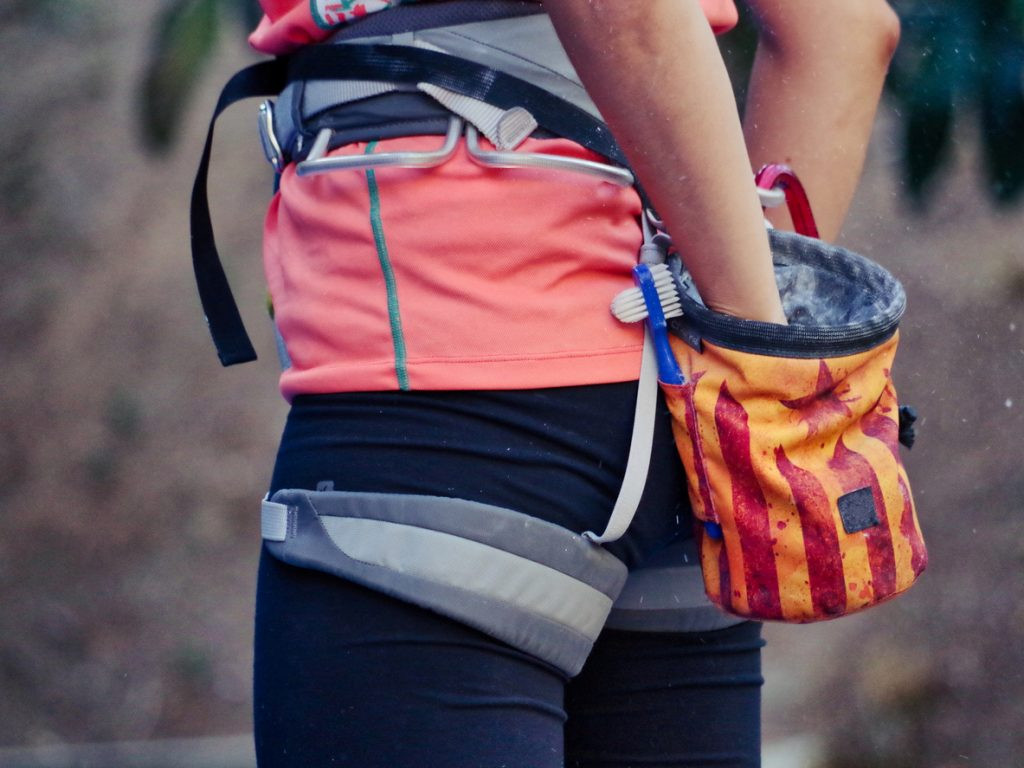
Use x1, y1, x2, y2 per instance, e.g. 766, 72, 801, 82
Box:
192, 44, 642, 367
296, 116, 464, 176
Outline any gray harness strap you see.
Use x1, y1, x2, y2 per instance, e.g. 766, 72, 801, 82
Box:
262, 490, 628, 676
270, 12, 600, 160
606, 539, 742, 632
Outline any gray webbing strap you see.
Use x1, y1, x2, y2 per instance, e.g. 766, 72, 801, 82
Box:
261, 497, 289, 542
607, 538, 743, 632
582, 328, 658, 544
417, 82, 537, 149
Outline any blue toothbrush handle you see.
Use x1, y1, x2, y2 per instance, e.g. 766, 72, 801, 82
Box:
703, 521, 723, 540
633, 264, 685, 385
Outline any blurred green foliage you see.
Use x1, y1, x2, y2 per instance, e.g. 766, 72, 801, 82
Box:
139, 0, 1024, 207
139, 0, 260, 151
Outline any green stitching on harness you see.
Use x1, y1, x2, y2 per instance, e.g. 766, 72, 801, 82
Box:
365, 141, 410, 390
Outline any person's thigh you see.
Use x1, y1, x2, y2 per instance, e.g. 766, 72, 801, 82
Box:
256, 384, 705, 766
565, 622, 765, 768
253, 549, 568, 768
267, 385, 688, 571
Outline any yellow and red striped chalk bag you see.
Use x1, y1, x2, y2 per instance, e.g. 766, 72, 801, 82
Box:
661, 227, 927, 622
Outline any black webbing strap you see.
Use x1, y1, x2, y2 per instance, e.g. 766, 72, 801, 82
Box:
329, 0, 544, 40
191, 45, 632, 365
288, 44, 629, 167
191, 59, 288, 365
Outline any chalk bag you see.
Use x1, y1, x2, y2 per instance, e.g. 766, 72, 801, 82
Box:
663, 229, 927, 622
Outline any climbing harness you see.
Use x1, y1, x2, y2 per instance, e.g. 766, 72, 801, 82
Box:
191, 8, 633, 367
193, 1, 923, 679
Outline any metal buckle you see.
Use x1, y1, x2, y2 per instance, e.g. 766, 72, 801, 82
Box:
257, 100, 285, 174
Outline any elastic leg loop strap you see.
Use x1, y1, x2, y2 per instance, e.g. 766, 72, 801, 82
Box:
606, 538, 745, 633
582, 329, 658, 544
261, 490, 627, 676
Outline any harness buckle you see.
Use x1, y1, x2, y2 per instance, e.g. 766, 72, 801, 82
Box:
257, 100, 285, 173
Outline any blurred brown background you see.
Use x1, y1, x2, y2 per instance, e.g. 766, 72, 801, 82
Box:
1, 2, 1022, 766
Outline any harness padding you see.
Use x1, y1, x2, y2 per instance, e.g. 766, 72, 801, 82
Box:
606, 539, 741, 632
262, 490, 628, 676
270, 11, 600, 162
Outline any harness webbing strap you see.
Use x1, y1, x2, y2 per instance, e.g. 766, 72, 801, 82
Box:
191, 45, 637, 366
328, 0, 544, 40
191, 59, 288, 365
583, 329, 658, 544
261, 497, 289, 541
261, 489, 628, 675
286, 44, 629, 167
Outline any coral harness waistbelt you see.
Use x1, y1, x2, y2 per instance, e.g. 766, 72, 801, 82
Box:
191, 14, 636, 368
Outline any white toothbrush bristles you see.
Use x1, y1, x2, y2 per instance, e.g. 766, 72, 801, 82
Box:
610, 263, 682, 323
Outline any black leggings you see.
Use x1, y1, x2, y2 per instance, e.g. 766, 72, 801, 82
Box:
254, 384, 764, 767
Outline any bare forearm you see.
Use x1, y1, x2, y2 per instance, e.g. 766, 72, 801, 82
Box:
743, 0, 900, 240
546, 0, 785, 323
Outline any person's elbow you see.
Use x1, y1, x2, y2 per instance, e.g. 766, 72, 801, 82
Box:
757, 1, 901, 69
821, 2, 901, 69
866, 2, 901, 67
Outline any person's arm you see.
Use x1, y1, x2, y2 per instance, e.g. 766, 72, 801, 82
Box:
545, 0, 786, 324
742, 0, 901, 240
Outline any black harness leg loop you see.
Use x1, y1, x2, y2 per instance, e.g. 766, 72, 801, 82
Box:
190, 59, 288, 366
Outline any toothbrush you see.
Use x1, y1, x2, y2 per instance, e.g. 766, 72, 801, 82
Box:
633, 264, 721, 540
610, 210, 685, 382
610, 262, 682, 324
610, 208, 682, 325
632, 263, 685, 386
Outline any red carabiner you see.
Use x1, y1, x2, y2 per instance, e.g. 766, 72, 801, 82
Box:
755, 163, 820, 239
